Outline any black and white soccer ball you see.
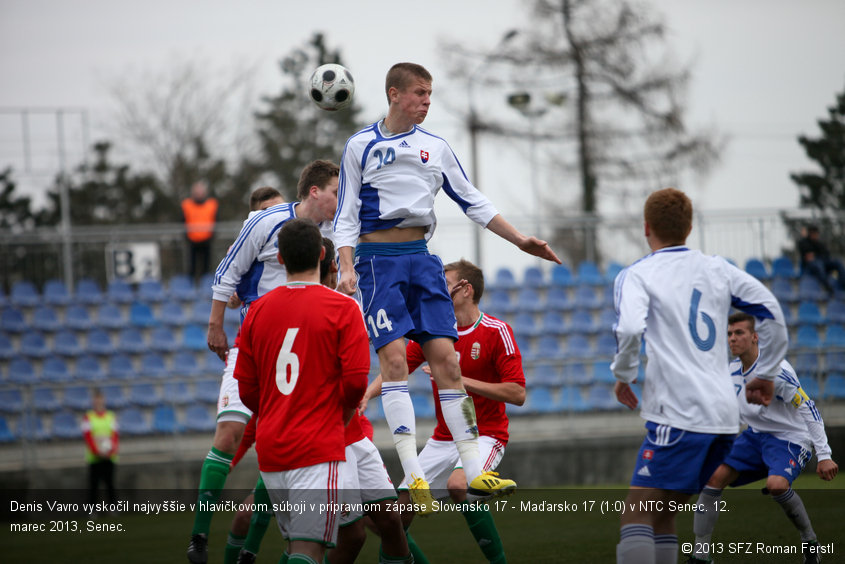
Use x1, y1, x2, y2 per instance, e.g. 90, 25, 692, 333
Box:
308, 64, 355, 111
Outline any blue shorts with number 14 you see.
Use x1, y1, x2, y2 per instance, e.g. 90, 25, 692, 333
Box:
355, 252, 458, 350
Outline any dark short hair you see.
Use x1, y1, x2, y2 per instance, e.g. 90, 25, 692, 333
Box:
249, 186, 282, 211
728, 311, 755, 330
806, 224, 820, 235
297, 160, 339, 201
644, 188, 693, 245
278, 218, 323, 275
320, 237, 336, 283
385, 62, 432, 102
443, 259, 485, 304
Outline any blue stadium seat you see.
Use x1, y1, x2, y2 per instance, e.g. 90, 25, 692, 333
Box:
564, 335, 592, 360
604, 262, 624, 284
796, 301, 824, 326
570, 310, 597, 335
540, 311, 568, 336
516, 289, 544, 313
194, 379, 220, 405
11, 280, 40, 307
586, 384, 619, 411
73, 354, 106, 382
163, 381, 192, 404
64, 305, 94, 331
95, 303, 125, 330
19, 413, 49, 441
1, 308, 27, 333
822, 374, 845, 399
591, 361, 615, 384
0, 389, 25, 414
33, 387, 60, 411
198, 273, 215, 300
771, 256, 798, 279
43, 279, 71, 306
103, 385, 129, 409
515, 334, 536, 361
827, 300, 845, 324
558, 387, 589, 412
573, 285, 602, 310
118, 408, 151, 436
75, 278, 104, 305
167, 275, 197, 302
170, 351, 202, 378
744, 258, 770, 281
53, 330, 83, 357
31, 306, 61, 332
137, 279, 166, 304
139, 353, 169, 380
0, 333, 14, 361
158, 303, 187, 327
20, 331, 49, 358
200, 349, 225, 376
189, 300, 212, 325
408, 368, 431, 393
152, 405, 182, 434
0, 416, 15, 443
42, 357, 71, 383
546, 287, 574, 312
527, 387, 556, 413
484, 290, 514, 317
770, 279, 798, 304
411, 394, 435, 418
596, 308, 617, 334
523, 266, 546, 289
798, 276, 827, 302
128, 302, 157, 328
792, 352, 819, 374
550, 264, 576, 288
128, 383, 160, 407
595, 333, 617, 357
183, 405, 216, 432
795, 326, 822, 350
535, 335, 565, 361
106, 279, 134, 304
84, 329, 113, 356
51, 410, 80, 439
562, 362, 591, 386
577, 261, 604, 286
491, 267, 519, 291
62, 386, 91, 411
181, 325, 207, 352
529, 360, 562, 387
117, 328, 147, 355
149, 327, 180, 353
512, 313, 540, 339
823, 324, 845, 347
108, 354, 136, 380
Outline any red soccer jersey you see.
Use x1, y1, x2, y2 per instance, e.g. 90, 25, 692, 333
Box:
235, 283, 370, 472
406, 312, 525, 444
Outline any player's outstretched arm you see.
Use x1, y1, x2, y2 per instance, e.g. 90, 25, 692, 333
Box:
485, 215, 561, 264
816, 459, 838, 481
207, 299, 230, 360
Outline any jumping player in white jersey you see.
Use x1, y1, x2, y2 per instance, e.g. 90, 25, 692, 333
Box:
689, 312, 837, 564
188, 161, 340, 564
611, 188, 789, 564
333, 61, 560, 513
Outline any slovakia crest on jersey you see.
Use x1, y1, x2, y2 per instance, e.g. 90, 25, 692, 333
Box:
420, 150, 429, 163
471, 342, 481, 360
642, 449, 654, 460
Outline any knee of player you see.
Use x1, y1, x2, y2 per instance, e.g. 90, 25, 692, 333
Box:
212, 422, 245, 453
230, 509, 252, 536
447, 473, 468, 502
765, 475, 790, 496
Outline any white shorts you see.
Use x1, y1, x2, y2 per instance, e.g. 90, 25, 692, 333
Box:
261, 460, 343, 547
339, 438, 397, 526
398, 436, 506, 498
216, 347, 252, 423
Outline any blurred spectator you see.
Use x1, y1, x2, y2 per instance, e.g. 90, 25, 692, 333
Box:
81, 388, 119, 511
797, 224, 845, 294
181, 181, 218, 281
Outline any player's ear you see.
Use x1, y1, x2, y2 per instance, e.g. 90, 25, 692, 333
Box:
643, 221, 651, 237
320, 246, 326, 261
277, 252, 285, 266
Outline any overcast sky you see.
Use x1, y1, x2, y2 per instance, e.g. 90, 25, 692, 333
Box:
1, 0, 844, 266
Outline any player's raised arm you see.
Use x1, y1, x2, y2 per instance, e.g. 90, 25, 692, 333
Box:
485, 214, 561, 264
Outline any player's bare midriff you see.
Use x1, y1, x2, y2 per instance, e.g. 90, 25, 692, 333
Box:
359, 225, 427, 243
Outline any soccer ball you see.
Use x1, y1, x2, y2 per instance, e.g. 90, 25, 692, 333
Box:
308, 64, 355, 111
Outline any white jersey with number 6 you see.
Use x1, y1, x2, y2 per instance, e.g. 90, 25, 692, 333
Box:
611, 246, 788, 434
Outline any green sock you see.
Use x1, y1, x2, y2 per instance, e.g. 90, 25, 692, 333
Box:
278, 551, 289, 564
224, 532, 246, 564
405, 530, 429, 564
379, 546, 415, 563
462, 501, 506, 564
192, 447, 234, 535
244, 476, 274, 555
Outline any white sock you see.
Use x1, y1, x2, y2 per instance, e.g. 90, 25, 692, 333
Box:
617, 524, 654, 564
654, 534, 678, 564
693, 486, 722, 558
439, 389, 482, 482
381, 382, 424, 482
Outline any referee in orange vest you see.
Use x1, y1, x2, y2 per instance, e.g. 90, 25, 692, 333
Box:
182, 181, 219, 281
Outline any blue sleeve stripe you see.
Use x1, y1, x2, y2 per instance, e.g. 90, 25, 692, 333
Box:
778, 368, 801, 388
441, 173, 472, 213
214, 205, 291, 285
730, 296, 776, 320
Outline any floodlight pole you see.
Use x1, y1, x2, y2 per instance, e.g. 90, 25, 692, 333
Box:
56, 110, 75, 292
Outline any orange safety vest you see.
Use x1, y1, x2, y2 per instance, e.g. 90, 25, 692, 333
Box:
182, 198, 218, 242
